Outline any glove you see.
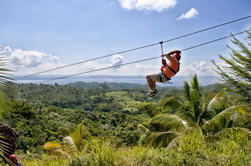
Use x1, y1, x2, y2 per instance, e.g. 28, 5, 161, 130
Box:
162, 58, 167, 65
168, 50, 181, 55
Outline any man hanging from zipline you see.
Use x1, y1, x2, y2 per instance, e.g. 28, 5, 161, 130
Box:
146, 49, 181, 97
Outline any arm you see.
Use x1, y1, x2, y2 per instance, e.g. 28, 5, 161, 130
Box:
161, 52, 172, 61
162, 58, 167, 65
161, 50, 181, 60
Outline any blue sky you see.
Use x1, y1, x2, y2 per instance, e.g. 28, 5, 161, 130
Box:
0, 0, 250, 77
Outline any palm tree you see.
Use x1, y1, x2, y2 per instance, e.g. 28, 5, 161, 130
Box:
211, 31, 251, 102
43, 120, 88, 161
139, 74, 250, 148
179, 75, 205, 127
0, 123, 19, 166
0, 50, 16, 165
138, 114, 188, 148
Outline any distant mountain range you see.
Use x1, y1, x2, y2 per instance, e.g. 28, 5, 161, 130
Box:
66, 81, 224, 91
14, 75, 221, 87
67, 81, 148, 90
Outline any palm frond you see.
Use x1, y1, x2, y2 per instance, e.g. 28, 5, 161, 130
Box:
145, 131, 179, 148
203, 105, 250, 133
63, 136, 78, 156
191, 74, 199, 91
206, 89, 228, 118
0, 139, 15, 154
49, 149, 72, 159
137, 124, 150, 135
190, 88, 201, 122
0, 68, 12, 72
43, 140, 76, 159
182, 74, 203, 124
150, 114, 188, 132
44, 121, 88, 160
184, 81, 191, 101
160, 96, 182, 113
43, 141, 63, 151
166, 133, 182, 149
0, 56, 12, 95
69, 120, 87, 151
175, 106, 196, 127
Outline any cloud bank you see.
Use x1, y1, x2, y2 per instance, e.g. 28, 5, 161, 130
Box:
179, 61, 217, 76
9, 49, 59, 67
118, 0, 177, 12
2, 46, 219, 77
1, 46, 61, 75
177, 8, 199, 20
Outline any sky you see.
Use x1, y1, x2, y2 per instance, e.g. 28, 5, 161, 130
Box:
0, 0, 250, 78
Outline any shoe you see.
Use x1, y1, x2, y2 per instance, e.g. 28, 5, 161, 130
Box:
147, 89, 158, 97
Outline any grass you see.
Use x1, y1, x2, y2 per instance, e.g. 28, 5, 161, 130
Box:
19, 129, 250, 166
19, 155, 69, 166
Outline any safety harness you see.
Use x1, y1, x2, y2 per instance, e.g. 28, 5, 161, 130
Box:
160, 64, 179, 83
159, 42, 180, 82
167, 64, 180, 75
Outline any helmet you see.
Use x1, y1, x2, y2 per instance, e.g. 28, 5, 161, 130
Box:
174, 52, 181, 61
9, 154, 16, 160
9, 154, 18, 163
170, 50, 181, 54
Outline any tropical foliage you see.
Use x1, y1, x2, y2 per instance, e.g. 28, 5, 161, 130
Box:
211, 31, 251, 102
139, 75, 250, 148
0, 80, 250, 165
43, 120, 87, 165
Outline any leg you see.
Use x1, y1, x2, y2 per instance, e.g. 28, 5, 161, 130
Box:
146, 73, 162, 97
146, 75, 156, 91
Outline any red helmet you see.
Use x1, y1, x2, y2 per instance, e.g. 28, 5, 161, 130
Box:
174, 52, 181, 61
9, 154, 18, 163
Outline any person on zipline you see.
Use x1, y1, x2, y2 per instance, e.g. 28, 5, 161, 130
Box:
146, 50, 181, 97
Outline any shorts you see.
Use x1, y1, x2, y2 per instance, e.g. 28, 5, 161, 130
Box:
148, 72, 170, 83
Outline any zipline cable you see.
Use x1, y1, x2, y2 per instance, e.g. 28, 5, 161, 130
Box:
17, 16, 250, 79
38, 30, 250, 83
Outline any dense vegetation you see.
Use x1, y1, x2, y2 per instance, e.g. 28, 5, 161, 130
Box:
0, 33, 250, 165
0, 81, 249, 166
2, 83, 184, 151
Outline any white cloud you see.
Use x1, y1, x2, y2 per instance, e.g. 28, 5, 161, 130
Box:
2, 46, 60, 75
0, 46, 11, 55
9, 48, 59, 67
111, 54, 125, 69
178, 61, 217, 76
177, 8, 199, 20
118, 0, 177, 12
